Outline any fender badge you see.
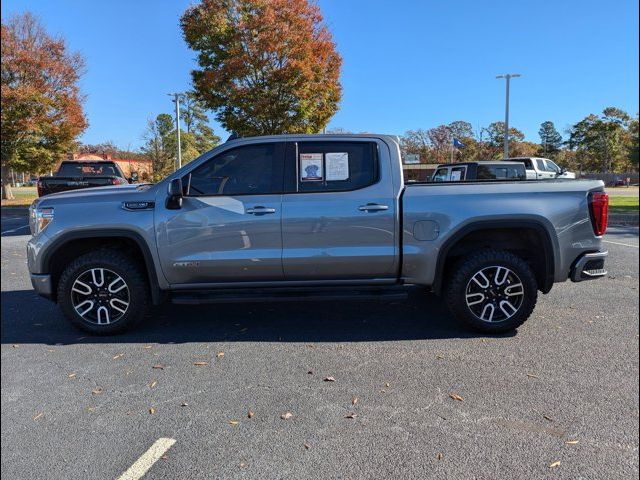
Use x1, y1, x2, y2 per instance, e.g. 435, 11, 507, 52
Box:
173, 261, 200, 268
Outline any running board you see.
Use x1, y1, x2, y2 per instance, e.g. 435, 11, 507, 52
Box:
171, 286, 408, 305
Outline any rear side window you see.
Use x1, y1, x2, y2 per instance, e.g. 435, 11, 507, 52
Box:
185, 143, 284, 196
521, 159, 533, 169
295, 142, 378, 192
477, 165, 526, 180
535, 159, 546, 170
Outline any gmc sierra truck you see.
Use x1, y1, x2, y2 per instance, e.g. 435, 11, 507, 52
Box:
27, 134, 609, 335
37, 160, 129, 197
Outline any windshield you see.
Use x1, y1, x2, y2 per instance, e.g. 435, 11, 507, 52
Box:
58, 163, 119, 176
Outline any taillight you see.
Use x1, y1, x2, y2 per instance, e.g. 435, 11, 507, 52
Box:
37, 181, 44, 197
111, 178, 121, 185
589, 192, 609, 236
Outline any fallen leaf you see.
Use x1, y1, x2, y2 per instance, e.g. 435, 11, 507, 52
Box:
113, 353, 124, 360
193, 361, 209, 366
351, 396, 358, 406
161, 455, 169, 460
543, 415, 554, 422
216, 352, 225, 358
435, 355, 444, 360
12, 344, 19, 348
437, 453, 443, 461
143, 345, 153, 349
92, 387, 104, 395
149, 408, 155, 414
247, 410, 255, 418
307, 370, 313, 375
33, 412, 44, 421
181, 402, 188, 407
449, 393, 464, 402
281, 412, 293, 420
324, 376, 336, 382
304, 443, 311, 450
549, 461, 561, 468
152, 364, 165, 370
229, 420, 239, 426
68, 373, 77, 379
345, 412, 357, 419
149, 381, 157, 388
526, 373, 539, 379
385, 383, 390, 388
565, 440, 579, 445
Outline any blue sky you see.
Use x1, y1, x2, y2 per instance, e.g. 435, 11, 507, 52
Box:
2, 0, 638, 148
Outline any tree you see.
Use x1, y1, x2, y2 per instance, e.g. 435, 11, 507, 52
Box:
538, 121, 562, 156
1, 12, 87, 199
181, 0, 342, 137
180, 93, 221, 154
428, 125, 453, 163
400, 129, 430, 160
142, 114, 174, 180
568, 108, 631, 172
448, 121, 474, 141
485, 122, 525, 159
627, 115, 639, 169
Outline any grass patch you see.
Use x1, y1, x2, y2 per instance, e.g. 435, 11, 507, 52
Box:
609, 195, 639, 215
1, 187, 37, 208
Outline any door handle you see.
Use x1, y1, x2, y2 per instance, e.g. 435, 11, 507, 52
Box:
246, 206, 276, 215
358, 203, 389, 212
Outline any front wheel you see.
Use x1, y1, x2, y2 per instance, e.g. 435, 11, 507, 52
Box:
445, 250, 538, 333
57, 250, 149, 334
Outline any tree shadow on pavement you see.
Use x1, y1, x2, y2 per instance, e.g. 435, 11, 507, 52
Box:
0, 287, 515, 345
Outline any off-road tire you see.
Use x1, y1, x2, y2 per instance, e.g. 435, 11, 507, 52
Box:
445, 249, 538, 333
57, 249, 149, 334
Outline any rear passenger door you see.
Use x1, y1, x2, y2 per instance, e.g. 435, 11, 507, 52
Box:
281, 140, 398, 280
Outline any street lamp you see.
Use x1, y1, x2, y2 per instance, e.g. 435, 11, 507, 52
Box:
167, 93, 185, 170
496, 73, 521, 159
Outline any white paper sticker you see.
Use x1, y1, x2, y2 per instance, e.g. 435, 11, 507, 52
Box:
325, 152, 349, 181
450, 170, 462, 181
300, 153, 323, 181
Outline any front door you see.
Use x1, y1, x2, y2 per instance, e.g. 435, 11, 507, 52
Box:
281, 140, 398, 280
156, 142, 285, 285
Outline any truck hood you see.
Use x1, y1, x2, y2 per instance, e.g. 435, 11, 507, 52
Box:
35, 184, 155, 205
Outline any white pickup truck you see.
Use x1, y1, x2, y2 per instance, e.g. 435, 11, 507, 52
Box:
509, 157, 577, 180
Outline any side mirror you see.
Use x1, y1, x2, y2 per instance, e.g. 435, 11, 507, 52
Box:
166, 178, 183, 210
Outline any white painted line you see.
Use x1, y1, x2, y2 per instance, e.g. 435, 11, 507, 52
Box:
1, 224, 29, 234
117, 437, 176, 480
603, 240, 639, 248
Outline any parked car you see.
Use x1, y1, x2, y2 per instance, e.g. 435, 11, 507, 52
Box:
27, 134, 608, 335
37, 161, 129, 197
509, 157, 576, 180
431, 161, 526, 182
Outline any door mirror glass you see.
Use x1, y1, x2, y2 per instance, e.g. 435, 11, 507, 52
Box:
166, 178, 183, 209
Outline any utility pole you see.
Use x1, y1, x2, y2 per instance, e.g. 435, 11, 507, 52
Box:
496, 73, 521, 159
168, 93, 184, 171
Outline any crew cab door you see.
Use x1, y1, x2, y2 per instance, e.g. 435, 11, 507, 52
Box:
155, 142, 285, 285
281, 140, 398, 280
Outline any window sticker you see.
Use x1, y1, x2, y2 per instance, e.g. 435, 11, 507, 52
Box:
325, 152, 349, 181
300, 153, 323, 181
450, 170, 462, 181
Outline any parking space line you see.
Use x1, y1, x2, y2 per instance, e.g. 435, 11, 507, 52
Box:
117, 437, 176, 480
603, 240, 639, 248
1, 224, 29, 235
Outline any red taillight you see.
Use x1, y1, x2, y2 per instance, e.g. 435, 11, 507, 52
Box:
37, 181, 44, 197
111, 178, 121, 185
589, 192, 609, 236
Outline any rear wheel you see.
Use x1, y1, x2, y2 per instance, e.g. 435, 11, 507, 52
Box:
57, 250, 148, 334
445, 250, 538, 333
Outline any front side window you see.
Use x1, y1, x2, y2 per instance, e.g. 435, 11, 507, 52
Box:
545, 160, 560, 173
185, 143, 284, 196
295, 141, 378, 192
433, 168, 449, 182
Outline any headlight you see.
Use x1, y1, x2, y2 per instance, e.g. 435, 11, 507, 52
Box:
29, 204, 54, 236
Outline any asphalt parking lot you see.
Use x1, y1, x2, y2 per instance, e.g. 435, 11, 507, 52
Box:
1, 213, 638, 479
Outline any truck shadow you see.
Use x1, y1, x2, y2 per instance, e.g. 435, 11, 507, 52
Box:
0, 288, 515, 345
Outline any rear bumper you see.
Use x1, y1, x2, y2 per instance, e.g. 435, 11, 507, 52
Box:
30, 273, 53, 300
570, 251, 608, 282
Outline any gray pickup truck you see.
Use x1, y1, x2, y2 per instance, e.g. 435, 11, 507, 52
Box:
27, 134, 609, 335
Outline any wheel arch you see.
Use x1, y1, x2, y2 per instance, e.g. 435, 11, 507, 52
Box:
432, 219, 556, 295
42, 229, 164, 305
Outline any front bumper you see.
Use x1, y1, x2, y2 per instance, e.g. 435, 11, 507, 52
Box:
30, 273, 53, 300
570, 251, 608, 282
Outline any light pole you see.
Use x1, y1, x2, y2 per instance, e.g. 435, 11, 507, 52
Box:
496, 73, 521, 159
168, 93, 184, 170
